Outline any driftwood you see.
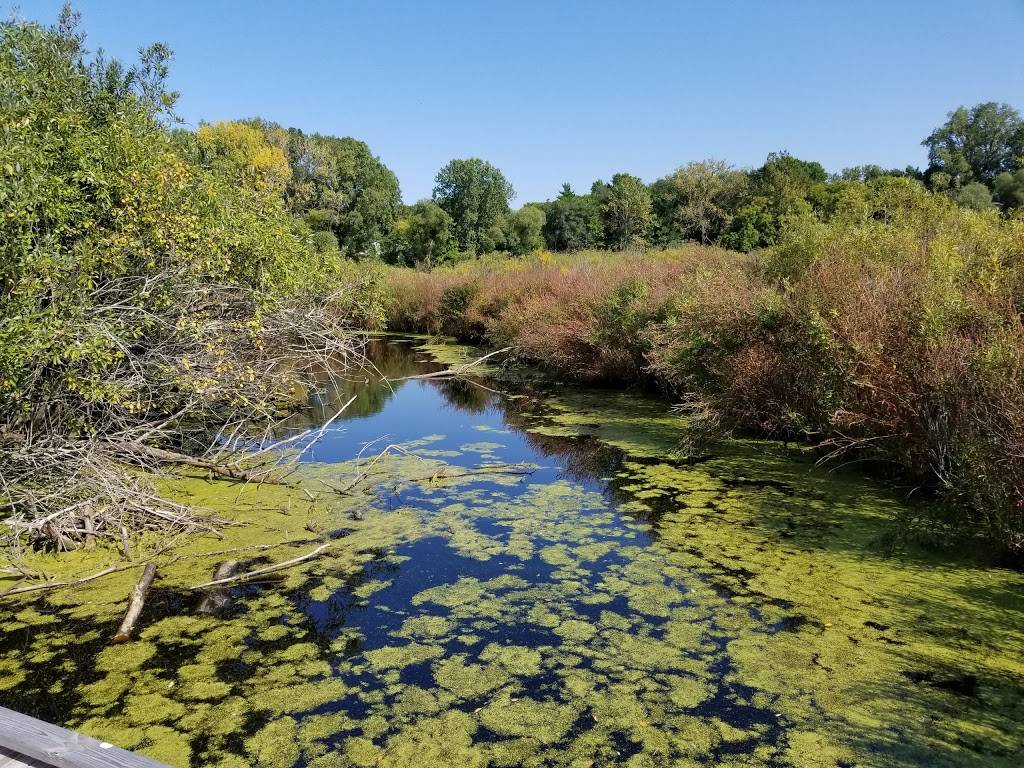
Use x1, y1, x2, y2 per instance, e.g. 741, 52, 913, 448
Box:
407, 463, 537, 483
190, 542, 331, 590
111, 562, 158, 643
0, 561, 145, 598
197, 560, 238, 615
118, 442, 289, 485
389, 347, 512, 382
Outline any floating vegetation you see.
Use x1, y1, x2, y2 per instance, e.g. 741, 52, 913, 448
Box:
1, 338, 1023, 767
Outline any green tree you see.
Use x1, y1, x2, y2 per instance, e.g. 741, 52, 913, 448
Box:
596, 173, 653, 249
500, 204, 546, 256
956, 182, 996, 211
720, 152, 827, 250
196, 120, 292, 197
247, 121, 402, 258
542, 185, 604, 251
651, 160, 749, 244
432, 158, 515, 254
993, 169, 1024, 212
923, 103, 1024, 189
0, 8, 325, 423
384, 200, 457, 267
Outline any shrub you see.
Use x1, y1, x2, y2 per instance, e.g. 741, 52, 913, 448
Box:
383, 208, 1024, 553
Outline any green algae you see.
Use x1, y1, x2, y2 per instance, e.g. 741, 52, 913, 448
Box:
364, 642, 444, 670
245, 717, 300, 768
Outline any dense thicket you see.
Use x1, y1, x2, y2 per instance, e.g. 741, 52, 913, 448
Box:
0, 10, 386, 550
386, 180, 1024, 556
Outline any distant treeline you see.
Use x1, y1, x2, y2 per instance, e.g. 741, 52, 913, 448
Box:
232, 103, 1024, 267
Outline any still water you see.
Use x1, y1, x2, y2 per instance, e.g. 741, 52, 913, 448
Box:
2, 337, 1023, 767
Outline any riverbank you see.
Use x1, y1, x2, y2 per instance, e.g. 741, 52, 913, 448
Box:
383, 216, 1024, 556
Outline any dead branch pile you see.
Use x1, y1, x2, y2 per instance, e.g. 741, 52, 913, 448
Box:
1, 274, 366, 557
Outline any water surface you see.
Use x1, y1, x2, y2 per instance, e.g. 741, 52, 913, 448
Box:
2, 337, 1023, 767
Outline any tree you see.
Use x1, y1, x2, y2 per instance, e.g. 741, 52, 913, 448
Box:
500, 205, 546, 256
923, 103, 1024, 189
384, 200, 456, 267
542, 185, 604, 251
720, 152, 827, 250
839, 164, 923, 182
196, 121, 292, 197
246, 120, 402, 258
651, 160, 749, 244
956, 182, 996, 211
597, 173, 653, 249
433, 158, 515, 254
993, 169, 1024, 212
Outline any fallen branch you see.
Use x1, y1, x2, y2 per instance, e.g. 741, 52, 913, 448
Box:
111, 562, 158, 643
389, 347, 512, 382
190, 542, 331, 590
407, 464, 538, 483
116, 442, 290, 485
0, 561, 146, 598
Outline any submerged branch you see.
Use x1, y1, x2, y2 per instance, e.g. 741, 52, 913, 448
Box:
190, 542, 332, 590
389, 347, 512, 382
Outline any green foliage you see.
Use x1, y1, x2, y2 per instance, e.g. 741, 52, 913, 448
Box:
433, 158, 515, 254
993, 169, 1024, 211
718, 199, 775, 251
956, 182, 996, 211
651, 160, 749, 244
715, 152, 826, 251
499, 205, 546, 256
923, 102, 1024, 188
248, 119, 402, 258
541, 186, 604, 251
196, 121, 292, 196
0, 10, 350, 424
438, 282, 481, 337
595, 172, 653, 249
384, 200, 458, 267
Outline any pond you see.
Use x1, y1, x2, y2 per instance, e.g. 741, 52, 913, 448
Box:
2, 337, 1023, 767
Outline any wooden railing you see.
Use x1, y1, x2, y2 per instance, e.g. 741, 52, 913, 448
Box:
0, 708, 169, 768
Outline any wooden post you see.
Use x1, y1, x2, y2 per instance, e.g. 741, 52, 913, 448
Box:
111, 563, 157, 644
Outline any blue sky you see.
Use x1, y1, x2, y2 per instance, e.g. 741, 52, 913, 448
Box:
15, 1, 1024, 204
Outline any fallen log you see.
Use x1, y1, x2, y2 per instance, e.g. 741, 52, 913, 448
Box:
197, 560, 238, 616
112, 562, 158, 643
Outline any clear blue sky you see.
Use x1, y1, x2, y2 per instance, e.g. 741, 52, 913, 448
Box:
15, 1, 1024, 204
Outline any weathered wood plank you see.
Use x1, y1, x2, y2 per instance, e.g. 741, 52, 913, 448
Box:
0, 708, 169, 768
0, 745, 48, 768
0, 744, 33, 768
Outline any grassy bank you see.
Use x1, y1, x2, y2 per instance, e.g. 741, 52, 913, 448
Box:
384, 182, 1024, 554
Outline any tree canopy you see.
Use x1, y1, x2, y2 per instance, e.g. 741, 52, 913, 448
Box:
432, 158, 515, 254
246, 120, 402, 258
596, 173, 653, 249
923, 102, 1024, 189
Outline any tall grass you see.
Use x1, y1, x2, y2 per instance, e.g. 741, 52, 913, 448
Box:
385, 189, 1024, 555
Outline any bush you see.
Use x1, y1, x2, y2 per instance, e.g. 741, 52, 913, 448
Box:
383, 200, 1024, 553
